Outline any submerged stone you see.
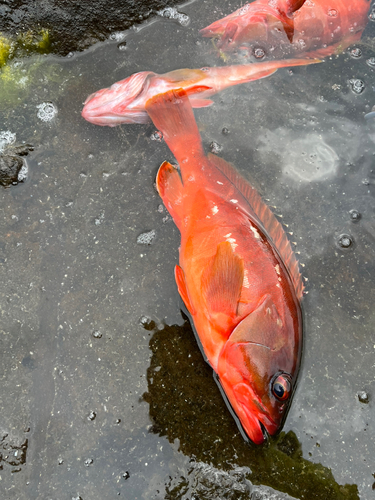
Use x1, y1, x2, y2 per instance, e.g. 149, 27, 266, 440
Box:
0, 143, 33, 187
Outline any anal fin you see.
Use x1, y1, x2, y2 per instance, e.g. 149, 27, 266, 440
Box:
156, 161, 185, 228
189, 98, 214, 108
202, 241, 244, 318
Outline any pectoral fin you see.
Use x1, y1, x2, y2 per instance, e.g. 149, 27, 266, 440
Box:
175, 265, 196, 315
202, 241, 244, 318
189, 98, 214, 108
156, 161, 185, 228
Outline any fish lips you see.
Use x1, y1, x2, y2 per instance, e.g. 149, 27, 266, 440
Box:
214, 373, 276, 445
232, 381, 279, 445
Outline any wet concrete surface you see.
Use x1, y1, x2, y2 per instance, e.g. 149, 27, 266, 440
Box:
1, 1, 375, 499
0, 0, 184, 55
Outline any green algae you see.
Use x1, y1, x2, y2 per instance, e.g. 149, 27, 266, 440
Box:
0, 30, 51, 68
0, 30, 55, 109
0, 58, 64, 110
0, 36, 12, 66
142, 318, 359, 500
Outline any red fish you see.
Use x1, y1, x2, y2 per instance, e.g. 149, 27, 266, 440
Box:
81, 58, 318, 126
200, 0, 371, 59
145, 88, 303, 444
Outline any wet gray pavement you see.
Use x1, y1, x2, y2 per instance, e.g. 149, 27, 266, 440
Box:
1, 1, 375, 499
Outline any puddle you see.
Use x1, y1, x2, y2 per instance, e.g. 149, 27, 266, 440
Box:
0, 1, 375, 499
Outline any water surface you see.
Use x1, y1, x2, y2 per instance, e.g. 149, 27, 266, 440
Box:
1, 1, 375, 499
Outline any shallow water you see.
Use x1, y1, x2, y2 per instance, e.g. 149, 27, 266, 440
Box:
1, 1, 375, 499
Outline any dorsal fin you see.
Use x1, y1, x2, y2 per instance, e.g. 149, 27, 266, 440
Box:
208, 153, 303, 299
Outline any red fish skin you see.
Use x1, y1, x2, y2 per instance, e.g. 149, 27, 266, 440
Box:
200, 0, 370, 59
145, 88, 303, 444
81, 58, 319, 126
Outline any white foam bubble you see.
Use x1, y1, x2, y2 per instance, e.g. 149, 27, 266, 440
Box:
17, 165, 28, 182
157, 7, 190, 26
136, 230, 156, 245
0, 131, 16, 152
36, 102, 57, 122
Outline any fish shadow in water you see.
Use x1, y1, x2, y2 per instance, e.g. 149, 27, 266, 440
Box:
142, 316, 358, 500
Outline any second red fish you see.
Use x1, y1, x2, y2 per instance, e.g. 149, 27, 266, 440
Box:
200, 0, 370, 59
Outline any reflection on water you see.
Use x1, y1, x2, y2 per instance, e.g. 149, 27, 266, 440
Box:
0, 0, 375, 499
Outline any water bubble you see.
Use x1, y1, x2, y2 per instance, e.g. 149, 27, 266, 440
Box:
210, 141, 223, 154
337, 234, 353, 249
92, 330, 102, 339
176, 13, 190, 26
349, 79, 365, 94
0, 131, 16, 152
158, 7, 190, 26
365, 109, 375, 120
349, 48, 362, 59
349, 209, 361, 222
94, 212, 105, 225
139, 315, 156, 330
84, 458, 93, 467
358, 391, 369, 404
17, 165, 28, 182
110, 32, 126, 42
123, 471, 130, 480
36, 102, 57, 122
136, 229, 156, 245
253, 47, 265, 59
117, 42, 127, 51
328, 8, 338, 17
239, 4, 250, 15
366, 57, 375, 68
87, 411, 96, 421
282, 135, 338, 181
150, 131, 163, 142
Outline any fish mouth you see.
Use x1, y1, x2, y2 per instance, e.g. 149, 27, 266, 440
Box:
213, 373, 273, 445
240, 399, 274, 445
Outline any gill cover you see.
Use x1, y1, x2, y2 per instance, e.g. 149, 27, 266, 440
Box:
217, 294, 300, 444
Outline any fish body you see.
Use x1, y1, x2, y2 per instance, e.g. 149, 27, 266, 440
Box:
200, 0, 371, 58
145, 88, 303, 444
82, 58, 318, 126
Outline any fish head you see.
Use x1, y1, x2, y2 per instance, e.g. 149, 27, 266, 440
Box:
217, 293, 302, 444
81, 71, 155, 126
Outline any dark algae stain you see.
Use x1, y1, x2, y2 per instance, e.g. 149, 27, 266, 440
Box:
143, 318, 359, 500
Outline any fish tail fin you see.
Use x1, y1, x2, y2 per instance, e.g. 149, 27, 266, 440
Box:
156, 160, 185, 228
145, 88, 205, 171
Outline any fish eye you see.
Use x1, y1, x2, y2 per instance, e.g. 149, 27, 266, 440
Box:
271, 374, 292, 401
